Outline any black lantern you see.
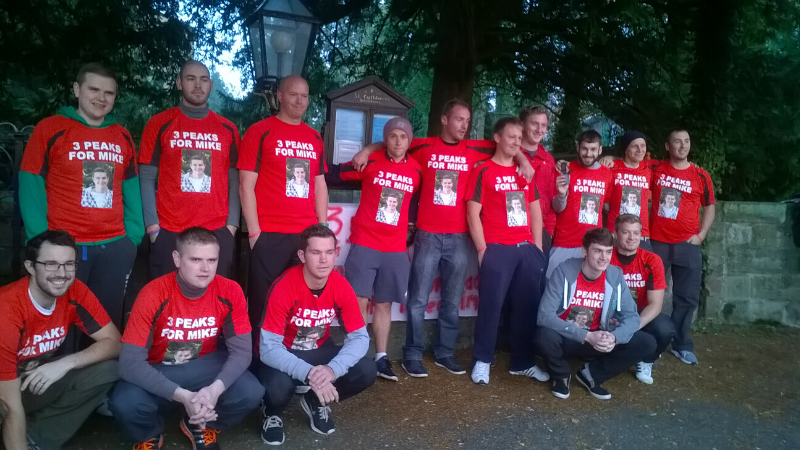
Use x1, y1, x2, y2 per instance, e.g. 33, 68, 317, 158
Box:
246, 0, 320, 100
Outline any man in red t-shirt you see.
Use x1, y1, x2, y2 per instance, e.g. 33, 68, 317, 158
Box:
465, 117, 547, 385
110, 228, 263, 450
548, 130, 613, 279
0, 230, 120, 450
19, 63, 144, 342
239, 76, 329, 335
139, 61, 241, 280
536, 228, 655, 400
519, 106, 557, 256
610, 215, 675, 385
327, 118, 421, 382
649, 129, 716, 366
258, 225, 375, 444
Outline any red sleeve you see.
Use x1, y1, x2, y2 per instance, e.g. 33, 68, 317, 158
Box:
71, 281, 112, 335
315, 129, 328, 176
221, 280, 251, 337
237, 122, 268, 172
698, 168, 715, 206
261, 282, 294, 336
121, 282, 163, 348
0, 298, 23, 380
137, 114, 165, 165
339, 162, 367, 181
647, 252, 668, 291
333, 276, 365, 333
231, 127, 242, 169
466, 164, 485, 204
121, 129, 139, 179
464, 139, 495, 157
407, 137, 433, 165
20, 118, 54, 175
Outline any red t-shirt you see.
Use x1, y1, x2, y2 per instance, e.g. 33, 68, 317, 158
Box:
552, 161, 613, 248
466, 160, 539, 245
558, 272, 605, 331
21, 115, 138, 243
261, 266, 364, 351
340, 150, 422, 252
0, 278, 110, 380
138, 107, 241, 232
122, 273, 250, 365
650, 162, 715, 243
522, 144, 557, 236
408, 137, 494, 234
606, 159, 653, 237
238, 116, 327, 234
610, 248, 667, 309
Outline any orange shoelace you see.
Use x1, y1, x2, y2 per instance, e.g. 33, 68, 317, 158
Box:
132, 437, 160, 450
201, 428, 220, 444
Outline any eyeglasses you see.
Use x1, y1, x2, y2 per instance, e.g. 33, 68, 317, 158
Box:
35, 261, 78, 272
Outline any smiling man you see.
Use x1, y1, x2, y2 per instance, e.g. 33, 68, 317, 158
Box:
139, 60, 241, 280
0, 230, 120, 450
20, 63, 143, 350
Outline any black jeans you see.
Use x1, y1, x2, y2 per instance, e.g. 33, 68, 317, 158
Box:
149, 226, 236, 280
640, 313, 676, 363
248, 232, 302, 334
258, 341, 377, 416
651, 240, 702, 352
534, 327, 656, 384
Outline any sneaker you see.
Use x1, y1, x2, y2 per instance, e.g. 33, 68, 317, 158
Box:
376, 356, 398, 381
434, 356, 466, 375
132, 435, 163, 450
509, 365, 550, 382
551, 376, 571, 399
294, 385, 311, 394
402, 360, 429, 377
635, 361, 654, 384
95, 395, 114, 417
471, 361, 491, 385
261, 414, 285, 445
575, 365, 611, 400
671, 349, 698, 365
300, 392, 335, 435
180, 417, 221, 450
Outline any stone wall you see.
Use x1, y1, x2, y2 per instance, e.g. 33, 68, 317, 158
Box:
703, 201, 800, 327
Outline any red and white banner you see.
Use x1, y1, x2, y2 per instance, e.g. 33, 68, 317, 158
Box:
327, 203, 479, 322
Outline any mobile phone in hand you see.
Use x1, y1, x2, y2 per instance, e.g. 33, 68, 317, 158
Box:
560, 161, 569, 185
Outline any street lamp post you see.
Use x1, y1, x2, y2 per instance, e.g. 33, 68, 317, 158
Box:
245, 0, 321, 115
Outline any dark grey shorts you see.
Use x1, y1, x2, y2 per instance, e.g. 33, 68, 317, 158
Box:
344, 244, 410, 304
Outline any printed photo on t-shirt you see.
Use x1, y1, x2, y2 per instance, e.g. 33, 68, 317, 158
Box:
658, 188, 681, 220
286, 158, 310, 198
376, 187, 404, 226
433, 170, 458, 206
620, 187, 642, 216
567, 307, 594, 330
578, 193, 600, 225
80, 162, 114, 208
291, 324, 326, 351
163, 340, 202, 365
181, 150, 212, 193
506, 191, 528, 227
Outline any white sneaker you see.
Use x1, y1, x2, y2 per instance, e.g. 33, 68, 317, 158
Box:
509, 365, 550, 382
471, 361, 491, 385
635, 361, 653, 385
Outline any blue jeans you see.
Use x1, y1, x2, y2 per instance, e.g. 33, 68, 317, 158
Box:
403, 230, 472, 361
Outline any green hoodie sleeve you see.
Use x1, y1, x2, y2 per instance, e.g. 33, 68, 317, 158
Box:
122, 176, 145, 245
19, 171, 49, 242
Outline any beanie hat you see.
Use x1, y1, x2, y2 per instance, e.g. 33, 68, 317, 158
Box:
383, 117, 413, 142
618, 130, 647, 152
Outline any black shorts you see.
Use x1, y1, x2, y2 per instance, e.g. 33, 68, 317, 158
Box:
344, 244, 410, 304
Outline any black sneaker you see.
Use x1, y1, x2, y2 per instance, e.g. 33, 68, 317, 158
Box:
551, 375, 571, 399
402, 359, 429, 377
376, 356, 398, 381
180, 417, 221, 450
434, 356, 466, 375
575, 366, 611, 400
132, 435, 163, 450
261, 414, 285, 445
300, 392, 335, 435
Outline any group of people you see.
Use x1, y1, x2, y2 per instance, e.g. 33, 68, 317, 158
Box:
0, 60, 716, 450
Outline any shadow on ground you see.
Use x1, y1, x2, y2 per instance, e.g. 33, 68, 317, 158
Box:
66, 325, 799, 449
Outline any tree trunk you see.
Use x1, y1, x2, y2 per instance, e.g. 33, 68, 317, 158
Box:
426, 0, 479, 136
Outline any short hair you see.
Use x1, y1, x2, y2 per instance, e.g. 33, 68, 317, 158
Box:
582, 228, 614, 249
440, 172, 455, 182
25, 230, 77, 263
179, 60, 209, 78
299, 224, 337, 252
577, 130, 602, 146
385, 191, 400, 201
509, 194, 523, 204
519, 105, 549, 123
92, 166, 109, 176
76, 62, 117, 85
584, 197, 597, 206
614, 214, 642, 231
666, 128, 690, 142
176, 227, 218, 253
441, 99, 471, 117
492, 117, 523, 136
292, 162, 306, 171
189, 154, 206, 163
662, 189, 678, 200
